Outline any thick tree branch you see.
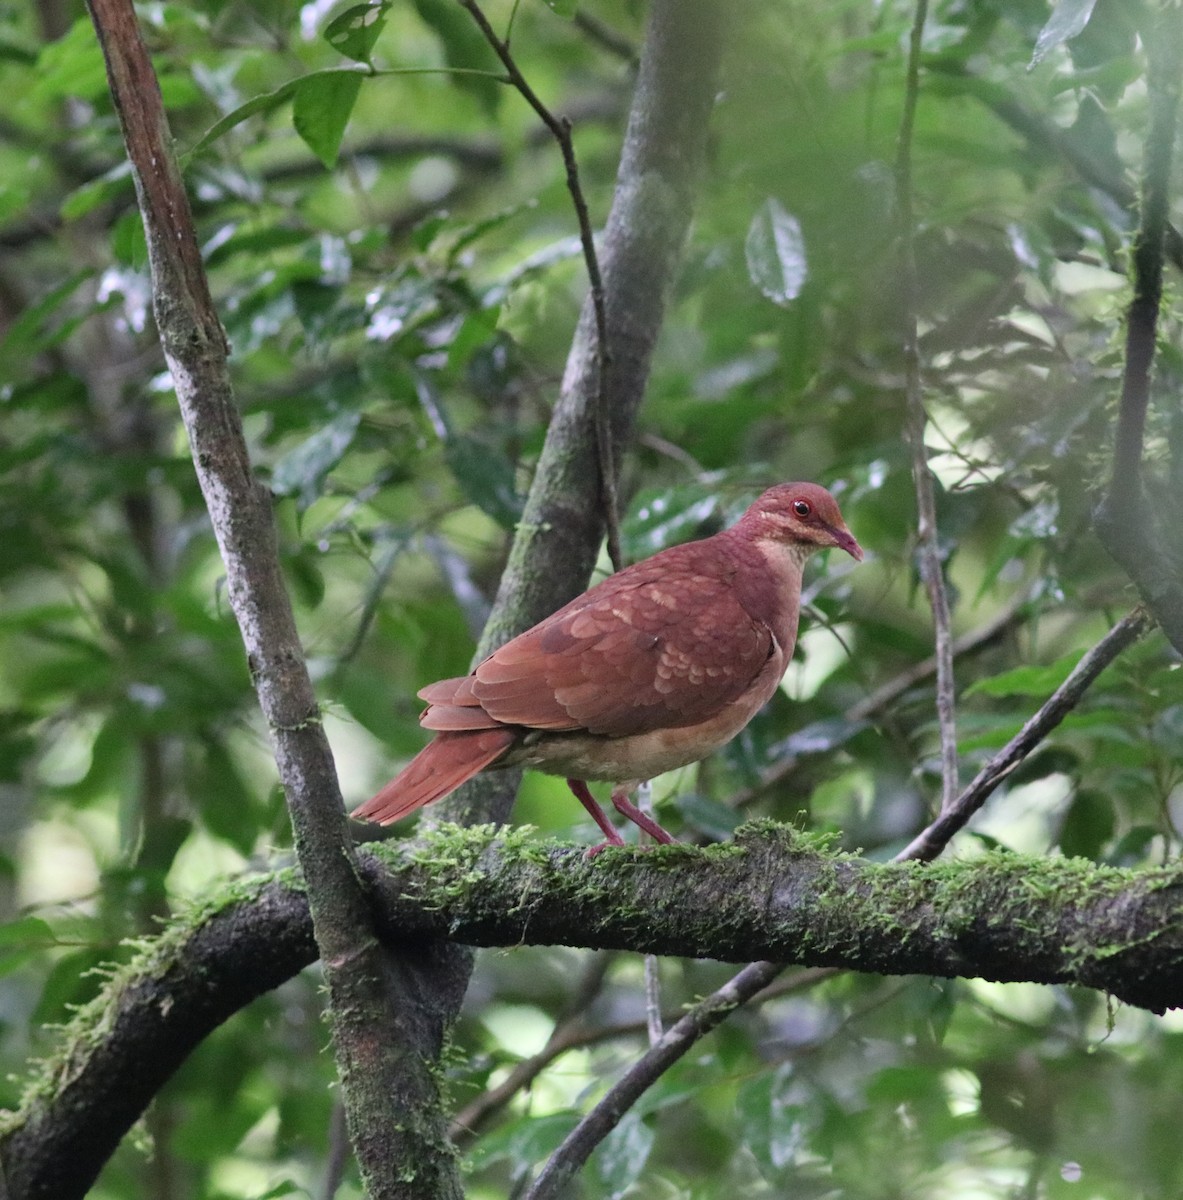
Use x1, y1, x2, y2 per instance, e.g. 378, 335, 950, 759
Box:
5, 823, 1183, 1199
81, 5, 461, 1198
1093, 3, 1183, 653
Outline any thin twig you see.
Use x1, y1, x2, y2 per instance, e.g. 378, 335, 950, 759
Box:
896, 607, 1155, 863
522, 962, 831, 1200
896, 0, 957, 811
320, 1100, 349, 1200
634, 781, 664, 1044
729, 588, 1030, 810
458, 0, 623, 570
573, 9, 638, 65
451, 952, 616, 1141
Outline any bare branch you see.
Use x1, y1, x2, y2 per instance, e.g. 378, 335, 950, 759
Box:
894, 0, 958, 813
1108, 18, 1177, 507
521, 961, 792, 1200
82, 3, 463, 1196
573, 10, 638, 65
458, 0, 623, 570
897, 607, 1155, 863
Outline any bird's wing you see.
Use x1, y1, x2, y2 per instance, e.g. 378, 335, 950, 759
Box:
453, 563, 777, 738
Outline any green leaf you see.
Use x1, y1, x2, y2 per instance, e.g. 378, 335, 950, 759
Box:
466, 1111, 579, 1173
32, 18, 108, 104
737, 1066, 811, 1179
745, 198, 808, 307
672, 790, 742, 840
412, 0, 502, 114
1059, 789, 1115, 861
0, 915, 57, 977
293, 70, 365, 169
1030, 0, 1099, 68
60, 163, 134, 222
965, 654, 1079, 699
592, 1111, 654, 1199
324, 2, 391, 64
622, 484, 722, 559
444, 434, 524, 529
270, 411, 361, 508
776, 717, 867, 758
192, 737, 260, 856
541, 0, 578, 16
186, 79, 301, 159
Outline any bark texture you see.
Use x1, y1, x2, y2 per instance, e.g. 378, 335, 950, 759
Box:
5, 827, 1182, 1200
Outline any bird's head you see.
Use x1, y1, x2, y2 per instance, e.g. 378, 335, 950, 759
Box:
740, 482, 864, 562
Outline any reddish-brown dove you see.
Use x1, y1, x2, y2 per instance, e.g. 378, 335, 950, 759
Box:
353, 482, 862, 850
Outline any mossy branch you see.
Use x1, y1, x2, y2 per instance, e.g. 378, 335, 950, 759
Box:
5, 824, 1183, 1199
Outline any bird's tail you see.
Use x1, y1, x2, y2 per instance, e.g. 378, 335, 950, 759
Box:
352, 728, 516, 825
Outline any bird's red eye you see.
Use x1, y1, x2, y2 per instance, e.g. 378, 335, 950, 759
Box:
792, 499, 812, 518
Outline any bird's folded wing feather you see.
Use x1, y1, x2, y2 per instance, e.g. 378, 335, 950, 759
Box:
421, 560, 775, 738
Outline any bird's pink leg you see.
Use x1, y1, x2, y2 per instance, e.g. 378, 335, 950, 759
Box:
566, 778, 626, 855
610, 786, 675, 844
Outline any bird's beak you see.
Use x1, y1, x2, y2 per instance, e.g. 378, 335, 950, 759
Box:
829, 525, 864, 561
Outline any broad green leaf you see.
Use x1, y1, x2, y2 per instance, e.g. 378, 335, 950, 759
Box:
466, 1111, 580, 1173
592, 1111, 655, 1200
270, 411, 361, 509
737, 1066, 811, 1178
293, 70, 365, 169
0, 916, 56, 978
324, 2, 391, 64
186, 79, 301, 159
444, 434, 524, 529
775, 717, 867, 757
965, 654, 1079, 699
745, 198, 808, 307
412, 0, 502, 114
60, 163, 134, 222
1030, 0, 1099, 68
622, 484, 722, 559
32, 18, 108, 104
1059, 789, 1115, 861
191, 737, 260, 856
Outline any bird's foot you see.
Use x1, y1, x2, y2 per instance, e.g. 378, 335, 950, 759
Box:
584, 838, 621, 859
567, 778, 676, 856
568, 778, 628, 856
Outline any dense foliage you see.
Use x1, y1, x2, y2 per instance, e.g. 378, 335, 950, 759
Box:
3, 0, 1183, 1196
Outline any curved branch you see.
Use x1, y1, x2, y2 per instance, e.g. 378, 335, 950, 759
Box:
458, 0, 623, 569
1094, 4, 1183, 652
5, 825, 1183, 1198
84, 4, 467, 1196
